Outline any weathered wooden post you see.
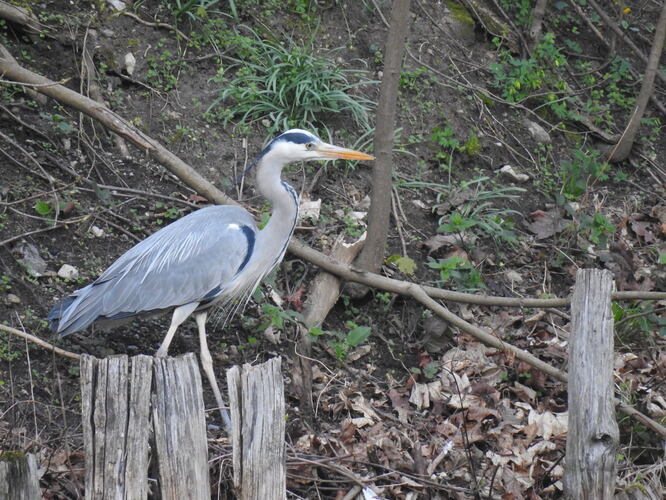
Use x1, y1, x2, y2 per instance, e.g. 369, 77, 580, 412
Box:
564, 269, 619, 498
81, 353, 211, 499
227, 357, 286, 500
152, 353, 211, 500
0, 451, 40, 500
81, 354, 153, 500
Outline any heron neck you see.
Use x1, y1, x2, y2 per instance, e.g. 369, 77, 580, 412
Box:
255, 159, 299, 262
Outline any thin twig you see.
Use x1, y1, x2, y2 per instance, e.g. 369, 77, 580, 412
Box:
118, 11, 191, 41
0, 323, 80, 360
615, 306, 666, 328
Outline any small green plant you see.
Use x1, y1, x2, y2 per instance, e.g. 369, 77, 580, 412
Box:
461, 134, 481, 156
436, 177, 524, 246
612, 301, 666, 340
559, 148, 610, 201
163, 0, 227, 22
34, 200, 53, 217
257, 303, 302, 331
0, 334, 21, 362
207, 28, 376, 133
399, 67, 430, 93
337, 209, 365, 238
0, 275, 11, 292
490, 33, 571, 118
411, 361, 439, 380
499, 0, 532, 26
578, 212, 615, 248
145, 41, 183, 91
311, 322, 372, 361
41, 113, 76, 135
427, 256, 484, 291
431, 124, 460, 164
386, 254, 416, 275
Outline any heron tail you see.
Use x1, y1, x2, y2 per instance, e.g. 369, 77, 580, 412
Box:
47, 284, 100, 337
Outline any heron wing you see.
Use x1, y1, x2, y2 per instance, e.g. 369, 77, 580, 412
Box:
55, 205, 257, 334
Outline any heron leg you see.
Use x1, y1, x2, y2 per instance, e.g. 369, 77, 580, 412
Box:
195, 311, 232, 431
156, 302, 199, 358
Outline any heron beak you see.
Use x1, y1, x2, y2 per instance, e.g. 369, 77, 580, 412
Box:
316, 143, 375, 161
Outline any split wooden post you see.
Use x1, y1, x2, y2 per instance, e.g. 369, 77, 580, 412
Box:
81, 354, 153, 500
152, 353, 211, 500
0, 452, 40, 500
564, 269, 619, 498
227, 357, 286, 500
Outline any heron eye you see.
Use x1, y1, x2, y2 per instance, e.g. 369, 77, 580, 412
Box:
305, 143, 313, 150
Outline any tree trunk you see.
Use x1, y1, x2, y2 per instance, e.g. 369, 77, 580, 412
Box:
352, 0, 411, 286
528, 0, 549, 51
608, 2, 666, 162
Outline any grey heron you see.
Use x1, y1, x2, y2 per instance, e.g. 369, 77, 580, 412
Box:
48, 129, 374, 429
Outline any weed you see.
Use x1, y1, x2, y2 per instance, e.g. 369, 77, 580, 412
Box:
41, 113, 76, 135
257, 303, 302, 331
34, 200, 53, 217
431, 124, 460, 165
386, 254, 416, 275
163, 0, 228, 22
0, 333, 21, 362
399, 67, 430, 93
427, 256, 484, 291
145, 40, 183, 91
613, 301, 666, 341
577, 212, 615, 248
490, 33, 571, 118
311, 322, 372, 361
0, 275, 11, 292
235, 0, 316, 21
411, 361, 439, 380
436, 177, 524, 246
499, 0, 532, 26
639, 117, 662, 147
559, 148, 609, 201
207, 28, 376, 133
461, 134, 481, 156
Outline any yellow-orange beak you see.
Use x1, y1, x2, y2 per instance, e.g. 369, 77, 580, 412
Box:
315, 143, 375, 161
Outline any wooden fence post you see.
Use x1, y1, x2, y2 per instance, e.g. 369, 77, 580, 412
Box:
152, 353, 211, 500
227, 357, 286, 500
0, 452, 40, 500
82, 353, 212, 499
81, 354, 153, 500
564, 269, 619, 498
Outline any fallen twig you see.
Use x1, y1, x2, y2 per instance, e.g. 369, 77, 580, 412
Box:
119, 11, 191, 42
0, 324, 80, 360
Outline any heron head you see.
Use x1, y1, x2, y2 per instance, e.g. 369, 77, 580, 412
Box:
265, 129, 375, 164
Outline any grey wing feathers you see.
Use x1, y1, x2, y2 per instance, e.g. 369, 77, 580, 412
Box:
53, 205, 257, 336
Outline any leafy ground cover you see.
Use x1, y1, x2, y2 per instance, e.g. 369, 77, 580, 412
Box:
0, 0, 664, 498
